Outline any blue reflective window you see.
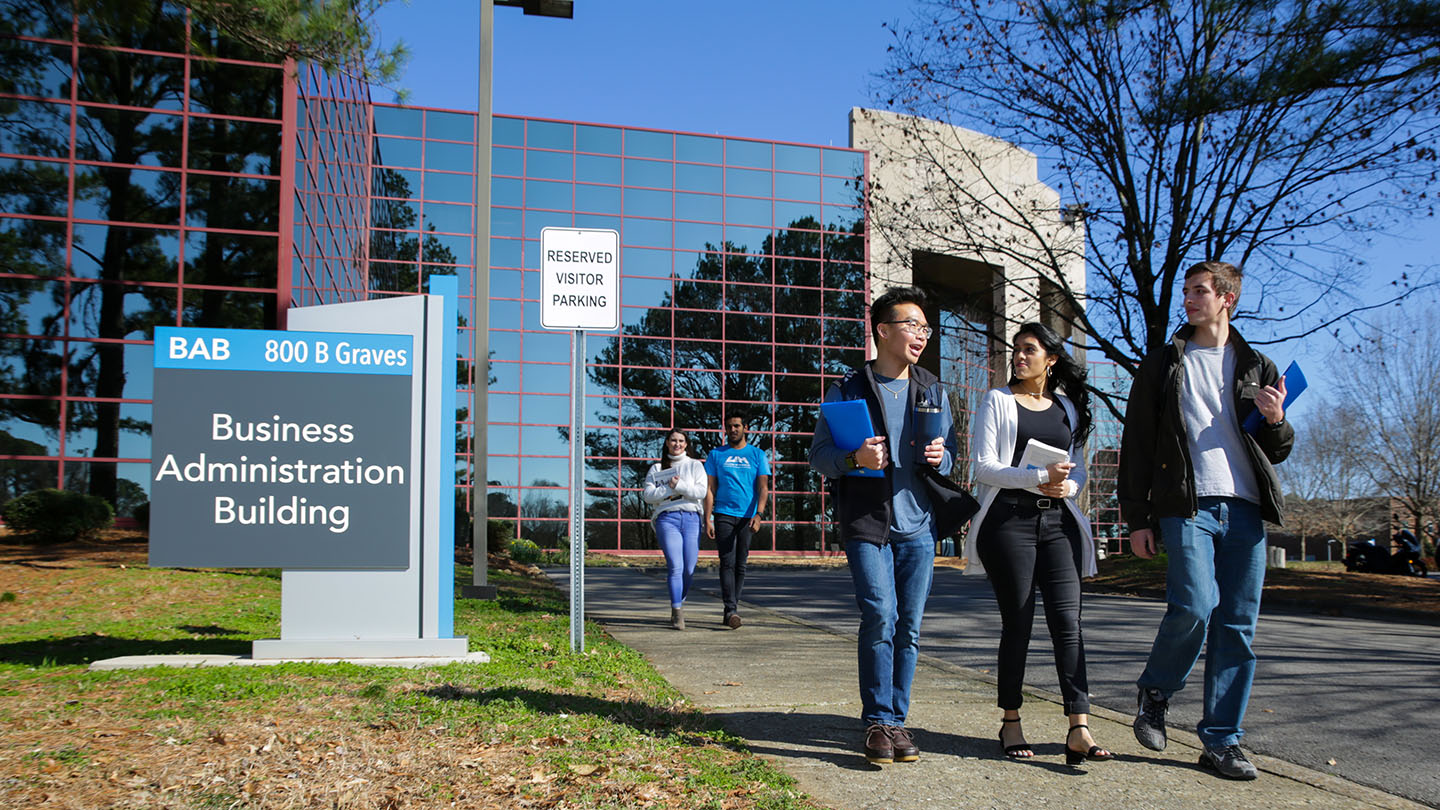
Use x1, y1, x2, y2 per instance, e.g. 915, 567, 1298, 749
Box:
622, 217, 671, 248
674, 221, 723, 252
624, 188, 671, 218
725, 196, 771, 226
492, 176, 522, 206
577, 124, 621, 154
624, 128, 672, 159
775, 171, 820, 201
676, 162, 722, 192
527, 120, 573, 150
622, 247, 671, 277
521, 394, 571, 426
775, 200, 821, 229
489, 330, 522, 363
491, 268, 522, 296
823, 148, 863, 178
493, 146, 524, 176
375, 136, 421, 168
624, 158, 671, 189
823, 175, 860, 205
426, 110, 474, 142
823, 204, 862, 231
673, 194, 720, 225
375, 168, 421, 198
576, 183, 621, 213
424, 202, 472, 234
676, 134, 722, 164
487, 423, 519, 449
491, 207, 522, 237
424, 233, 470, 264
425, 171, 473, 203
524, 330, 572, 362
725, 167, 771, 197
574, 213, 620, 231
493, 116, 524, 146
522, 364, 570, 394
576, 153, 621, 184
726, 139, 771, 169
622, 275, 673, 309
491, 296, 522, 329
374, 105, 421, 137
523, 243, 541, 269
523, 150, 569, 181
524, 210, 572, 240
724, 225, 771, 251
491, 237, 522, 267
525, 179, 572, 210
775, 144, 821, 174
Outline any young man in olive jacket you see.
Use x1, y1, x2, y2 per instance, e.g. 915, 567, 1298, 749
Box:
808, 285, 973, 765
1119, 261, 1294, 780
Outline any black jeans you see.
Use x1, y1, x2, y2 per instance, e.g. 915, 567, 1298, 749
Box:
713, 513, 752, 615
975, 495, 1091, 715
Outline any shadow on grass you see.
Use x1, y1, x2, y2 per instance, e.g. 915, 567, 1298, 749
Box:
0, 634, 251, 666
423, 684, 740, 749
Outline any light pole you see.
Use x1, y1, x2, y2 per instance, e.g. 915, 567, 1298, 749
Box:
463, 0, 574, 600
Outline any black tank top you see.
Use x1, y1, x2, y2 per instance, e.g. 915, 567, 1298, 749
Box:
1009, 400, 1072, 467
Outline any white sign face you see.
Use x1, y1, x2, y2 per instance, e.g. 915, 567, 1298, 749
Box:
540, 227, 619, 331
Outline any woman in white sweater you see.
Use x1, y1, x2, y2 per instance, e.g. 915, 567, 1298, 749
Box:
642, 429, 708, 630
964, 322, 1110, 766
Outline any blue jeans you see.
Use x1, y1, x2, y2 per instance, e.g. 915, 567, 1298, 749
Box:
1139, 497, 1267, 748
655, 510, 700, 607
845, 534, 935, 727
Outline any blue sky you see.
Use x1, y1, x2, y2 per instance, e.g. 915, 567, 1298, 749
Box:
372, 0, 1435, 419
372, 0, 897, 147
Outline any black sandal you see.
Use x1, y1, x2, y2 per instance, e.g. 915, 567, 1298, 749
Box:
1065, 724, 1114, 765
999, 717, 1033, 758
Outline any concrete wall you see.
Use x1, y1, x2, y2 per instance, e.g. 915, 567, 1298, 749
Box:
850, 107, 1086, 378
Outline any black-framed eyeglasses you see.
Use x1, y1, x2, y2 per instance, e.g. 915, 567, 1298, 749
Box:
880, 319, 933, 339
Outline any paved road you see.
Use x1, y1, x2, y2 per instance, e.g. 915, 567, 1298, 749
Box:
704, 566, 1440, 808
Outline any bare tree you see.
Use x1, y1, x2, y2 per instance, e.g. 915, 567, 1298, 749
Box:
1333, 305, 1440, 554
1280, 398, 1375, 560
876, 0, 1440, 413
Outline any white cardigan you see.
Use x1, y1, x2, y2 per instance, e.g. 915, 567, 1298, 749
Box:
641, 457, 708, 519
963, 387, 1097, 577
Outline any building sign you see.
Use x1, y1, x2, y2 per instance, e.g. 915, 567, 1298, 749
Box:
540, 227, 619, 331
148, 326, 414, 569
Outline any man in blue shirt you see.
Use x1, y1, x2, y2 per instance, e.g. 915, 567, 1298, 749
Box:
703, 414, 770, 628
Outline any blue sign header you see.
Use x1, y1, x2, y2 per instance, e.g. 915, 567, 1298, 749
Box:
154, 327, 414, 375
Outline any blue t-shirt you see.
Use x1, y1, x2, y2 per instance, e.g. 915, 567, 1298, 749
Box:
875, 373, 933, 541
704, 444, 770, 518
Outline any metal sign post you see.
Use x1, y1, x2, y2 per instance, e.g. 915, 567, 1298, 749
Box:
569, 329, 586, 653
539, 227, 619, 654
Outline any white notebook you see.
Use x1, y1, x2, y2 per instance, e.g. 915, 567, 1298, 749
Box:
1017, 438, 1070, 495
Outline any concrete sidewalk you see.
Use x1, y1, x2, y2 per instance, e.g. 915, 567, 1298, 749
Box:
554, 565, 1424, 810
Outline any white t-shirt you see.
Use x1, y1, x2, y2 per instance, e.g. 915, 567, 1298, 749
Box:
1181, 343, 1259, 503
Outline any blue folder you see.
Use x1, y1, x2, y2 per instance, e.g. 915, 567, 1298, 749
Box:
1242, 361, 1307, 434
820, 399, 884, 477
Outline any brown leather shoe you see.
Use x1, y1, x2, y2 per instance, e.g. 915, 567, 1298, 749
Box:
864, 723, 893, 764
725, 613, 742, 629
888, 725, 919, 762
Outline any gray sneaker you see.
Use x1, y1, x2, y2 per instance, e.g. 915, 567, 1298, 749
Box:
1133, 687, 1169, 751
1199, 744, 1258, 780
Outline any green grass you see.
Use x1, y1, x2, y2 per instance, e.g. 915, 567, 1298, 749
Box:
0, 558, 822, 809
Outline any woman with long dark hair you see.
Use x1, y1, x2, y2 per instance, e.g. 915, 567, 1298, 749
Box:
642, 429, 708, 630
963, 322, 1112, 766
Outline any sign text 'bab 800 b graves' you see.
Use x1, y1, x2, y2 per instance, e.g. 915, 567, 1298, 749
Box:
540, 227, 619, 331
149, 327, 414, 569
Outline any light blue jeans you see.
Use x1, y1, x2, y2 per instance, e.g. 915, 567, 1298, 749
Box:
655, 509, 700, 608
1139, 497, 1267, 748
845, 534, 935, 727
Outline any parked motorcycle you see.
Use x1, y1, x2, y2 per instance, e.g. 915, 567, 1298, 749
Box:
1344, 531, 1428, 577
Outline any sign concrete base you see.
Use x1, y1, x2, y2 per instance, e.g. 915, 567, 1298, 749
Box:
89, 651, 489, 671
251, 637, 470, 660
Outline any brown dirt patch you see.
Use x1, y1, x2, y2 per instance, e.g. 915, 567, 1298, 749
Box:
0, 529, 148, 569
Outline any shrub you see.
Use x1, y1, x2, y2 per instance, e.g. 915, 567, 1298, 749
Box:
131, 501, 150, 529
487, 518, 514, 554
509, 537, 542, 564
2, 489, 114, 542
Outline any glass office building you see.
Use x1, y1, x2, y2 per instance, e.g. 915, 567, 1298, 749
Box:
2, 3, 1123, 555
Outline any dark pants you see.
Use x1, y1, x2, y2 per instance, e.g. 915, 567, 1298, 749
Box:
976, 496, 1091, 715
713, 513, 752, 615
